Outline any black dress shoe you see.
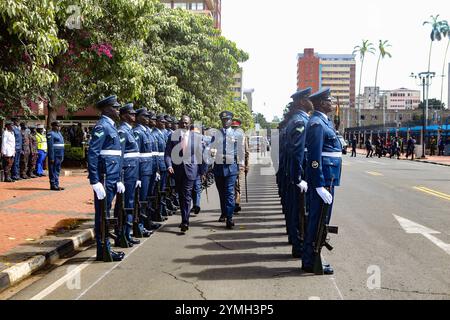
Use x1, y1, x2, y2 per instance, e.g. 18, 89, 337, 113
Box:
142, 229, 153, 237
58, 187, 65, 190
218, 215, 226, 222
234, 205, 241, 213
193, 206, 201, 215
149, 222, 162, 230
301, 264, 334, 275
128, 238, 141, 245
226, 219, 235, 229
50, 186, 61, 191
111, 250, 125, 261
292, 247, 303, 258
5, 178, 14, 183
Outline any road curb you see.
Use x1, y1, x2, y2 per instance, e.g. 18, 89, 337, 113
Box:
0, 227, 94, 294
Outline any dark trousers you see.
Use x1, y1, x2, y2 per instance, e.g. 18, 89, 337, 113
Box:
12, 150, 21, 179
28, 152, 38, 176
366, 148, 373, 157
175, 171, 195, 225
123, 171, 137, 240
48, 157, 63, 188
302, 186, 335, 267
351, 147, 356, 157
287, 184, 304, 252
20, 152, 30, 177
94, 179, 117, 251
2, 156, 14, 179
214, 174, 238, 220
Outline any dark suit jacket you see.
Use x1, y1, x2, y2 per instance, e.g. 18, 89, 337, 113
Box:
165, 130, 206, 181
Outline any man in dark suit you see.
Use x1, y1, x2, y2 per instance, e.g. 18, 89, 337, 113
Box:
165, 115, 205, 232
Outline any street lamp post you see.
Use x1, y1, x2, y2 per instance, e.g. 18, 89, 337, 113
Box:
410, 71, 435, 159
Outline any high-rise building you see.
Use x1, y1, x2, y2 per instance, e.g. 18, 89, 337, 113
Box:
243, 88, 254, 112
297, 48, 356, 108
161, 0, 221, 30
448, 63, 450, 110
231, 67, 243, 101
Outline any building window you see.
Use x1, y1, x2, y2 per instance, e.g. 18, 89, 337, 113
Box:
174, 3, 188, 9
190, 2, 204, 10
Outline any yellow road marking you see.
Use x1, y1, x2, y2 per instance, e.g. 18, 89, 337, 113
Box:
366, 171, 383, 176
413, 186, 450, 201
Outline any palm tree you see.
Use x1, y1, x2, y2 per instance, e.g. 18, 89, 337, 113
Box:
353, 40, 375, 127
423, 15, 445, 124
373, 40, 392, 126
438, 20, 449, 111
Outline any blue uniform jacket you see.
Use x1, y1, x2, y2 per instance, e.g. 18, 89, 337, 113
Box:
118, 122, 140, 180
133, 125, 155, 176
305, 111, 342, 188
153, 128, 167, 171
13, 126, 22, 151
286, 110, 309, 184
47, 130, 65, 161
211, 128, 240, 177
88, 116, 122, 185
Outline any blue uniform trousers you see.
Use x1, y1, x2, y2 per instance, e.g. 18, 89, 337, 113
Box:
287, 184, 303, 252
302, 187, 335, 267
158, 170, 168, 216
192, 177, 202, 207
215, 175, 238, 220
94, 179, 118, 251
36, 150, 47, 176
12, 150, 21, 179
123, 162, 138, 240
49, 156, 63, 188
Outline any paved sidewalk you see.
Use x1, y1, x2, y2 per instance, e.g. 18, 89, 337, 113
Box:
0, 175, 94, 260
354, 148, 450, 166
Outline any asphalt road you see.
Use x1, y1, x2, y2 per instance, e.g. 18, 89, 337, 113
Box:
4, 153, 450, 300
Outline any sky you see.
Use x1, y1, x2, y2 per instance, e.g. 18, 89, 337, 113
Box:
221, 0, 450, 121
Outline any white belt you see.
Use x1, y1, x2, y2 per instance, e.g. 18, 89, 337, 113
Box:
140, 153, 154, 158
100, 150, 122, 156
156, 152, 165, 156
124, 152, 140, 159
54, 144, 65, 147
304, 148, 308, 152
322, 152, 342, 158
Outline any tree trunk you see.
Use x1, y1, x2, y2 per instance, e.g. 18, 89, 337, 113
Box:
440, 39, 449, 110
357, 58, 364, 127
46, 61, 61, 128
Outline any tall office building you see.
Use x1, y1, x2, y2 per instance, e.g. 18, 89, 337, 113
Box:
231, 67, 243, 101
297, 48, 356, 108
161, 0, 221, 30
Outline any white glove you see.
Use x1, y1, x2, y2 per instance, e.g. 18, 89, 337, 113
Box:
155, 172, 161, 181
92, 182, 106, 200
135, 180, 141, 188
316, 187, 333, 204
297, 180, 308, 193
117, 182, 125, 194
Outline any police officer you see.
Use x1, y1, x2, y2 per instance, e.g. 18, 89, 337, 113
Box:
88, 95, 126, 262
231, 119, 249, 214
10, 117, 22, 181
118, 103, 145, 244
36, 124, 47, 177
20, 122, 31, 179
285, 87, 312, 258
28, 125, 38, 178
133, 109, 161, 231
212, 111, 242, 229
47, 121, 65, 191
302, 88, 342, 275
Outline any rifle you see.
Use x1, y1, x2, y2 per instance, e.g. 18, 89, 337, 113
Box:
312, 182, 339, 275
113, 172, 129, 248
298, 190, 306, 243
202, 175, 209, 203
133, 185, 144, 238
245, 171, 248, 203
99, 174, 115, 262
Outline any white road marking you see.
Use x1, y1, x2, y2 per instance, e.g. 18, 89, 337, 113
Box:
74, 236, 151, 300
30, 257, 95, 300
393, 214, 450, 255
368, 160, 387, 165
329, 277, 344, 300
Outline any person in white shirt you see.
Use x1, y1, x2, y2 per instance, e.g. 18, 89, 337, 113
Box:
2, 121, 16, 182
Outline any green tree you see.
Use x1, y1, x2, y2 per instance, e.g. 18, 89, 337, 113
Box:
253, 112, 270, 129
373, 40, 392, 126
353, 40, 375, 127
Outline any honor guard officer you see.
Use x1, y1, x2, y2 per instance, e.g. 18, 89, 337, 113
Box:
212, 111, 242, 229
285, 87, 313, 258
47, 121, 65, 191
302, 88, 342, 275
231, 119, 249, 214
153, 114, 170, 219
133, 109, 161, 231
118, 103, 144, 244
88, 95, 126, 261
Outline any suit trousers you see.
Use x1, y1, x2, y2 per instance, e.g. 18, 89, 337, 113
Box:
12, 151, 21, 178
214, 174, 238, 220
175, 171, 195, 225
48, 157, 63, 188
